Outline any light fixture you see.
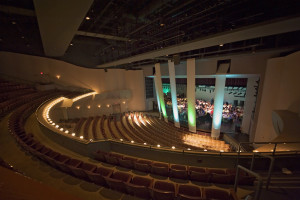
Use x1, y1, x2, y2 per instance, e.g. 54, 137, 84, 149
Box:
98, 105, 101, 108
220, 150, 224, 152
131, 140, 134, 143
56, 75, 60, 79
120, 139, 123, 141
122, 101, 126, 104
70, 43, 73, 46
80, 136, 83, 139
87, 105, 91, 109
204, 149, 207, 152
157, 144, 160, 148
52, 123, 55, 126
12, 21, 16, 25
187, 148, 191, 151
85, 16, 90, 20
76, 106, 80, 109
65, 130, 69, 134
143, 142, 147, 145
219, 44, 223, 47
71, 133, 75, 136
90, 139, 93, 142
59, 128, 63, 131
171, 146, 175, 149
107, 104, 110, 108
55, 125, 59, 128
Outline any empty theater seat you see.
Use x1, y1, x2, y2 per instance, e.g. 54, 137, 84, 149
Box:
134, 159, 153, 173
69, 162, 97, 179
126, 176, 153, 199
152, 180, 177, 200
104, 152, 123, 165
170, 164, 188, 179
57, 158, 82, 174
105, 171, 132, 193
151, 162, 169, 176
188, 166, 210, 182
86, 166, 113, 186
177, 184, 202, 200
118, 156, 137, 169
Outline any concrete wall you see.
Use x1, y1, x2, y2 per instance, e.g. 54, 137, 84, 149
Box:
0, 51, 146, 111
254, 51, 300, 142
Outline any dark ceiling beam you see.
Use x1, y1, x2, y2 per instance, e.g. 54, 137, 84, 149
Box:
0, 5, 35, 16
96, 16, 300, 68
33, 0, 93, 57
76, 31, 133, 42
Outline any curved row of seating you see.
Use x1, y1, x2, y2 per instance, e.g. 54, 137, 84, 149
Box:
83, 117, 93, 140
92, 116, 100, 140
113, 116, 131, 141
94, 150, 255, 186
73, 117, 86, 137
7, 92, 239, 200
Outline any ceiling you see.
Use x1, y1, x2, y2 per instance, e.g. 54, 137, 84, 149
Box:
0, 0, 300, 69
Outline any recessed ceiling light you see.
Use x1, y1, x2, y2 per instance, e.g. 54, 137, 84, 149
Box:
85, 16, 90, 20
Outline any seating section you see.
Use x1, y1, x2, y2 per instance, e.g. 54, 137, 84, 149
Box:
3, 79, 240, 199
94, 150, 255, 186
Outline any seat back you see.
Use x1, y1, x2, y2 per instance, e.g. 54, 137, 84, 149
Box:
203, 188, 231, 200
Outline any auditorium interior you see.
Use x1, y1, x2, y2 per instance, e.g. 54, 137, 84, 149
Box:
0, 0, 300, 199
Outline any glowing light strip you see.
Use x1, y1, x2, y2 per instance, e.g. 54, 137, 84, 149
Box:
187, 58, 196, 132
72, 91, 97, 102
211, 75, 226, 138
43, 97, 65, 121
155, 63, 167, 119
168, 60, 180, 127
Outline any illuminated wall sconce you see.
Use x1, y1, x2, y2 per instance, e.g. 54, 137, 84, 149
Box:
87, 105, 91, 109
76, 106, 80, 110
56, 75, 60, 79
98, 105, 101, 108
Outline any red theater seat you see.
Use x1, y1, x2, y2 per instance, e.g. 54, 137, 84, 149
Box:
134, 159, 153, 173
69, 162, 97, 179
188, 166, 210, 182
58, 158, 82, 174
203, 188, 237, 200
152, 181, 176, 200
119, 156, 137, 169
178, 184, 202, 200
86, 166, 113, 186
126, 176, 153, 199
170, 164, 188, 179
151, 162, 169, 176
105, 171, 132, 193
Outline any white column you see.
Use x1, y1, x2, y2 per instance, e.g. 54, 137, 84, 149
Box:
154, 76, 161, 113
211, 75, 226, 138
187, 58, 196, 132
168, 60, 180, 128
155, 63, 168, 122
241, 77, 259, 134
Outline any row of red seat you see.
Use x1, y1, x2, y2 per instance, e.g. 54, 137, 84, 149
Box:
113, 116, 131, 141
94, 150, 255, 186
92, 116, 100, 140
83, 117, 93, 140
73, 117, 86, 136
7, 93, 239, 200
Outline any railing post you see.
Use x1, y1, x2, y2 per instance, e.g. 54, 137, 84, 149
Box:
250, 153, 255, 171
272, 143, 277, 156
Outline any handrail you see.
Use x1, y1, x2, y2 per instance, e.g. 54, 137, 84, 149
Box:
236, 141, 300, 166
250, 153, 274, 190
234, 165, 263, 200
